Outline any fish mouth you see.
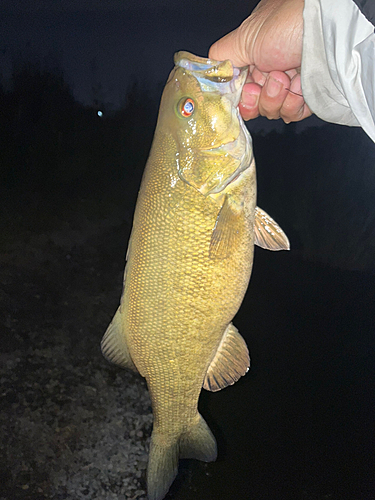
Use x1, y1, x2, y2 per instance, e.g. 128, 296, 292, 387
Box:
174, 51, 253, 196
174, 51, 247, 107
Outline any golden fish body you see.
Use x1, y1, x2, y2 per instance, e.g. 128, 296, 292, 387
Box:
102, 52, 289, 500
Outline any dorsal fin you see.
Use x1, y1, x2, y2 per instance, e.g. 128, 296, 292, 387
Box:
254, 206, 290, 251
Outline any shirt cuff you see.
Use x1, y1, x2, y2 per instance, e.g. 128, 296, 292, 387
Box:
301, 0, 375, 141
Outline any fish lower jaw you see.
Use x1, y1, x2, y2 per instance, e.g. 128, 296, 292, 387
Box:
203, 133, 253, 195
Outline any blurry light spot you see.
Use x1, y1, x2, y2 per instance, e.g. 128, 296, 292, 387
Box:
97, 110, 103, 117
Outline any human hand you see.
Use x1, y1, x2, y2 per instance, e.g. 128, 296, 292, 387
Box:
209, 0, 312, 123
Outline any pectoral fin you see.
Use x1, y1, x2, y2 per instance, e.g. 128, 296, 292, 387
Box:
101, 307, 138, 373
209, 195, 241, 260
254, 206, 290, 251
203, 323, 250, 392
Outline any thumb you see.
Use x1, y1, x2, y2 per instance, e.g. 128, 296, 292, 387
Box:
209, 25, 253, 67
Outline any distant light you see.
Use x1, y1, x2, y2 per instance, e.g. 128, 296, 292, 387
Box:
97, 110, 103, 117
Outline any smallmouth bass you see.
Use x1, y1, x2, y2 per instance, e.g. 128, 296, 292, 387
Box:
101, 51, 289, 500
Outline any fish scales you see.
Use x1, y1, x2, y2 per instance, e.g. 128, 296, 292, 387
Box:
101, 51, 289, 500
126, 141, 255, 429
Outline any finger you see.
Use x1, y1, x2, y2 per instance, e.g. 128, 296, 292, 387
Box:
209, 27, 251, 67
285, 68, 299, 80
250, 66, 267, 87
247, 64, 256, 79
279, 73, 312, 123
258, 71, 291, 120
239, 82, 261, 120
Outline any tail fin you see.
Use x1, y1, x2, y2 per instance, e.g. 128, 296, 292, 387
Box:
179, 414, 217, 461
147, 436, 179, 500
147, 415, 217, 500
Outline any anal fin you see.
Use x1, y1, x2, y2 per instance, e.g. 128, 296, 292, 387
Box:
203, 323, 250, 392
101, 307, 138, 372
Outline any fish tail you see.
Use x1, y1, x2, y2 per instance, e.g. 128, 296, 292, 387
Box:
147, 415, 217, 500
179, 413, 217, 462
147, 433, 179, 500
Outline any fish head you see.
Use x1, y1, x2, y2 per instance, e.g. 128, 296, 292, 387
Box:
158, 51, 253, 196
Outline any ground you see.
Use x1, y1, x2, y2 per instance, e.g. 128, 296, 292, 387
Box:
0, 203, 152, 500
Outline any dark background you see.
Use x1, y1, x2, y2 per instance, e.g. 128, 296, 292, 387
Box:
0, 1, 374, 499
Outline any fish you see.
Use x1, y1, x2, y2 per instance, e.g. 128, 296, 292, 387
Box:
101, 51, 289, 500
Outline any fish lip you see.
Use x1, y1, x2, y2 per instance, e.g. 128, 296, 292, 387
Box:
174, 51, 247, 75
174, 51, 248, 107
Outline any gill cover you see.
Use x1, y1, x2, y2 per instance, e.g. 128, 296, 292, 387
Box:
171, 52, 253, 196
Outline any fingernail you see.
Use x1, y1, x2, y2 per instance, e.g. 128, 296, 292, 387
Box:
241, 92, 258, 109
266, 76, 282, 98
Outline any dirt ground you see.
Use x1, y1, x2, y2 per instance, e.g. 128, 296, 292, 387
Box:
0, 202, 153, 500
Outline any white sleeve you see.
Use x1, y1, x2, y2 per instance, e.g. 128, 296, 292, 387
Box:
301, 0, 375, 142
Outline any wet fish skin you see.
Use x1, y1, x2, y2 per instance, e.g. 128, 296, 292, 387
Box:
101, 51, 289, 500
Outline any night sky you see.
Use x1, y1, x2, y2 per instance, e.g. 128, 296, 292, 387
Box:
1, 0, 258, 110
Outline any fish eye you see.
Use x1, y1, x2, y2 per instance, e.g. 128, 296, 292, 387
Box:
179, 98, 195, 117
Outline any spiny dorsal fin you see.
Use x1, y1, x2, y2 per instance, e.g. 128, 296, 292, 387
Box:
209, 195, 241, 260
101, 307, 138, 373
203, 323, 250, 392
254, 206, 290, 251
